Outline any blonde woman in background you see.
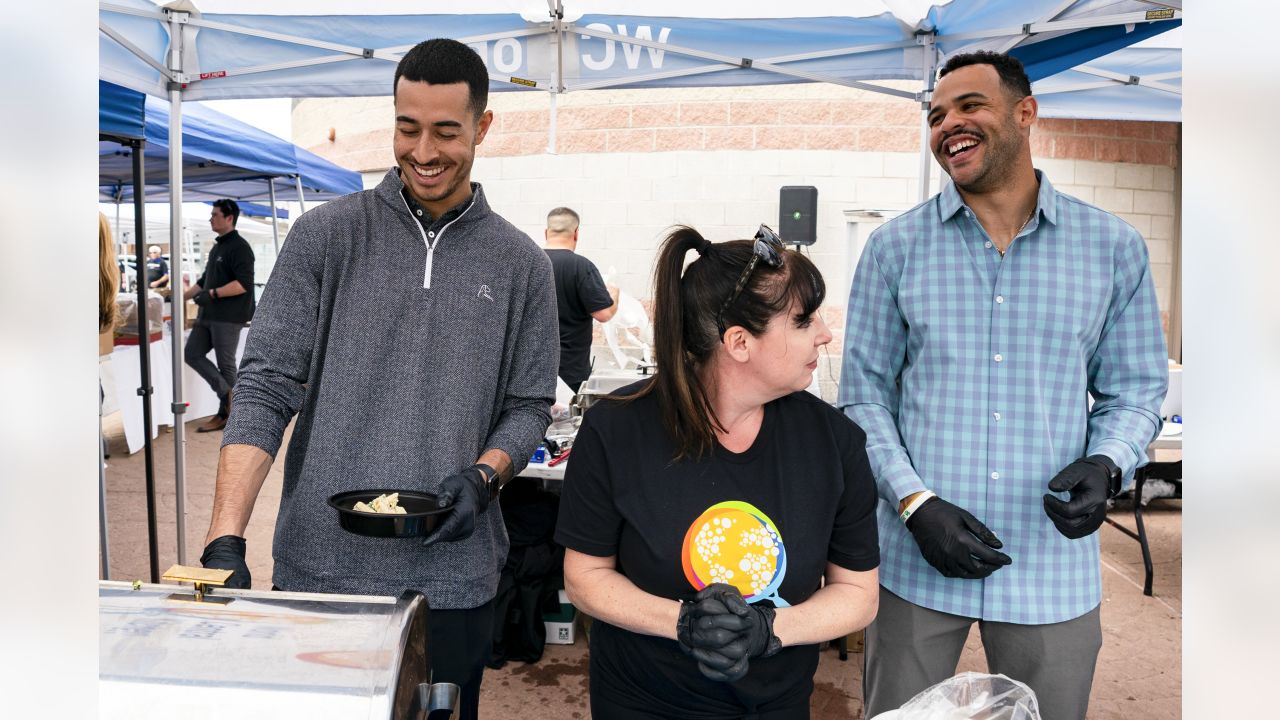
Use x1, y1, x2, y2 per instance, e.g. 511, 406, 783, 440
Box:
99, 212, 120, 334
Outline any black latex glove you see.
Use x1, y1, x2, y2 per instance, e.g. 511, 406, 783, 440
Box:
199, 535, 251, 589
677, 584, 752, 681
1043, 455, 1116, 539
907, 496, 1012, 579
192, 289, 213, 307
421, 466, 490, 546
675, 583, 780, 682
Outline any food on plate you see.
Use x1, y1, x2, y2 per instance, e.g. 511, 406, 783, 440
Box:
352, 492, 408, 515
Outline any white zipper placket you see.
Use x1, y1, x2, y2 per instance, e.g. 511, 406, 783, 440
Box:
400, 194, 476, 289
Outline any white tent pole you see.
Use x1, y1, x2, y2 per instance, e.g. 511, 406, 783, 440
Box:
547, 0, 563, 154
267, 178, 282, 255
167, 7, 190, 567
917, 33, 937, 203
294, 175, 307, 213
548, 92, 558, 155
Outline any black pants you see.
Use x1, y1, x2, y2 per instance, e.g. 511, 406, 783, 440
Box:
429, 599, 495, 720
184, 318, 243, 415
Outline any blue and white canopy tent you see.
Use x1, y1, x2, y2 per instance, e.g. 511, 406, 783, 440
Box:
99, 0, 1182, 563
1034, 27, 1181, 122
100, 80, 360, 248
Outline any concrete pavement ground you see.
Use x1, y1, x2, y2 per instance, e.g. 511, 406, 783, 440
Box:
101, 412, 1181, 719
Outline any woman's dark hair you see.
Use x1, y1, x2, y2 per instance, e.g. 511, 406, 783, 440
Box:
394, 38, 490, 119
614, 225, 826, 461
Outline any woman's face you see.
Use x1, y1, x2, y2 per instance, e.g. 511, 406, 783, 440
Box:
749, 300, 833, 395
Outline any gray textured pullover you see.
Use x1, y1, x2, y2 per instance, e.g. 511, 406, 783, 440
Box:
222, 169, 558, 609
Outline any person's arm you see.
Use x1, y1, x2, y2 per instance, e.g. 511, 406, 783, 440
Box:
206, 279, 248, 299
1085, 228, 1168, 474
772, 564, 878, 646
211, 218, 325, 539
590, 285, 620, 323
837, 233, 927, 508
208, 240, 255, 300
480, 251, 559, 481
584, 262, 618, 323
564, 550, 682, 639
204, 443, 275, 542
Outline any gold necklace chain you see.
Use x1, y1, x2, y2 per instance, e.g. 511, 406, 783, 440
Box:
996, 206, 1037, 257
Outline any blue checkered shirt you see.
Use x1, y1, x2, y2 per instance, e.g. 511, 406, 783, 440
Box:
838, 171, 1167, 624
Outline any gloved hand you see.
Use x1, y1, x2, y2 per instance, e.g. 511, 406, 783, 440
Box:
199, 535, 252, 589
907, 497, 1012, 579
1043, 455, 1117, 539
192, 289, 213, 307
675, 583, 781, 682
421, 466, 491, 546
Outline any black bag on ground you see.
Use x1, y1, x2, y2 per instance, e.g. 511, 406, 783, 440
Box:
488, 479, 564, 668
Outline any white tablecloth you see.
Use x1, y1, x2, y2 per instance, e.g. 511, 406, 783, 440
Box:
104, 326, 249, 454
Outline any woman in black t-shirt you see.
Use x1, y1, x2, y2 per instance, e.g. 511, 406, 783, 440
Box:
555, 225, 880, 719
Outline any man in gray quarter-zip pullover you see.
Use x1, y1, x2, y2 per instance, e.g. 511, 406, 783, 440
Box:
197, 39, 558, 720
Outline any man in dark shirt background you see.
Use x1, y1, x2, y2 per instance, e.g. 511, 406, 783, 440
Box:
184, 198, 256, 432
544, 207, 617, 393
145, 245, 169, 290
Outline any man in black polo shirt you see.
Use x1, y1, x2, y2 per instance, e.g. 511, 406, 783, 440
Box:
184, 198, 255, 432
544, 207, 617, 393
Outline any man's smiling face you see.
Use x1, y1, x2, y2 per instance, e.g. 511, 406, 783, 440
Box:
392, 79, 493, 217
927, 63, 1034, 193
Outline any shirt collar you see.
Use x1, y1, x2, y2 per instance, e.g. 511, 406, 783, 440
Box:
397, 173, 478, 226
937, 169, 1060, 227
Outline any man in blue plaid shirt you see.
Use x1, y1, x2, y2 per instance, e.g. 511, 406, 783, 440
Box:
839, 51, 1167, 720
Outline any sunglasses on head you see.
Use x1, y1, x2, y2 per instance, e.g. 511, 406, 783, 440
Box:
715, 224, 785, 338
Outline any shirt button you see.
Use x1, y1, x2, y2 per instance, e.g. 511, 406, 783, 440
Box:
428, 231, 435, 238
990, 471, 1000, 480
993, 353, 1003, 363
995, 295, 1005, 304
993, 412, 1001, 421
416, 209, 423, 216
984, 241, 993, 249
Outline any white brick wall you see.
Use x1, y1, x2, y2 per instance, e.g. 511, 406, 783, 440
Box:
465, 149, 1177, 319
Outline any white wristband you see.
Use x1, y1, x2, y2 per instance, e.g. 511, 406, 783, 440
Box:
899, 490, 937, 524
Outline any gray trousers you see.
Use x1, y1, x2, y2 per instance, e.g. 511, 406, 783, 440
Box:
184, 318, 244, 415
864, 586, 1102, 720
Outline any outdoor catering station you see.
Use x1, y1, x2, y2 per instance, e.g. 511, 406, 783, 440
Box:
94, 1, 1187, 719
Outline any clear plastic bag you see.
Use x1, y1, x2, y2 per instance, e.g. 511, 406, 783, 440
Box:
114, 291, 164, 338
891, 672, 1041, 720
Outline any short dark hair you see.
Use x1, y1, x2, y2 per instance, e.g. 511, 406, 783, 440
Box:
939, 51, 1032, 100
394, 38, 490, 119
212, 198, 240, 226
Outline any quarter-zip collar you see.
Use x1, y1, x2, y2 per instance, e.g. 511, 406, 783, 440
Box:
377, 169, 489, 289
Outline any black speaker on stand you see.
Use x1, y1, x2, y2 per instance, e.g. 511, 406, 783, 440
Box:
778, 186, 818, 247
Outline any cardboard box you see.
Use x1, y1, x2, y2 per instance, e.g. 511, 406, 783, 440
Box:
543, 590, 576, 645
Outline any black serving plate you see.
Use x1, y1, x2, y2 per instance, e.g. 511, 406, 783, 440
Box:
327, 489, 452, 538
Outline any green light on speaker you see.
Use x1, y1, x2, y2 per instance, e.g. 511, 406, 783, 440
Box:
792, 210, 802, 220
